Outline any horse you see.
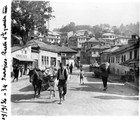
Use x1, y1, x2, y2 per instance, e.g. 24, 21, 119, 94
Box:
28, 69, 43, 98
29, 68, 57, 99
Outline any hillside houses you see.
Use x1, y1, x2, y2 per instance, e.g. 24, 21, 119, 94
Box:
68, 30, 92, 62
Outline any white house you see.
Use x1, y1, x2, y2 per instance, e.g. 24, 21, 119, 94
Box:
102, 33, 117, 41
28, 39, 77, 70
11, 45, 34, 75
113, 37, 130, 46
28, 40, 61, 70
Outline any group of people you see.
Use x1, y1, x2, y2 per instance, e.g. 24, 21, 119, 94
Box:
12, 64, 24, 82
66, 63, 73, 74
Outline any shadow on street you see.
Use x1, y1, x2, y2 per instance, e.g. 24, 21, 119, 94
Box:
69, 74, 139, 100
19, 84, 33, 92
11, 93, 58, 104
11, 94, 34, 102
93, 95, 139, 100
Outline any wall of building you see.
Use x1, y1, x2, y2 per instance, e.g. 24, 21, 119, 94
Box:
31, 52, 39, 68
114, 38, 129, 45
77, 37, 87, 48
12, 46, 32, 60
38, 50, 60, 70
108, 47, 139, 75
102, 33, 117, 41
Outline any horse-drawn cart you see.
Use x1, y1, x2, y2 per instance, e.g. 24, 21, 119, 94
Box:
41, 75, 56, 91
28, 67, 57, 98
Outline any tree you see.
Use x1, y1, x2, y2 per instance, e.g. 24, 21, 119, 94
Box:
59, 22, 76, 33
11, 1, 54, 46
92, 25, 102, 39
112, 26, 121, 35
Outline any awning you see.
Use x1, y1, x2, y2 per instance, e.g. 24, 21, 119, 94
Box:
13, 57, 34, 62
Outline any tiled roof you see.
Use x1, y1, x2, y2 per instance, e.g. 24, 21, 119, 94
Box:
28, 40, 77, 53
54, 45, 77, 53
86, 37, 99, 43
103, 46, 120, 53
111, 44, 133, 54
11, 44, 31, 53
28, 40, 58, 53
11, 46, 23, 53
91, 45, 110, 49
102, 33, 116, 36
12, 40, 77, 54
98, 38, 106, 43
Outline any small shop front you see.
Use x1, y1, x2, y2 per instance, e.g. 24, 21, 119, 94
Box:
11, 45, 34, 76
12, 56, 34, 75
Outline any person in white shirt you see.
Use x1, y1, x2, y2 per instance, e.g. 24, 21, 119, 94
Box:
79, 69, 84, 84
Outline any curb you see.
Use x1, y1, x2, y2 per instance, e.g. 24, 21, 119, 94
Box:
125, 82, 139, 91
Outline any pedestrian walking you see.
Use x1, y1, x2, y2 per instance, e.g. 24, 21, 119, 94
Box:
69, 63, 73, 74
12, 64, 19, 82
66, 64, 71, 81
20, 65, 23, 77
57, 63, 68, 104
66, 64, 69, 73
79, 69, 84, 84
100, 61, 110, 91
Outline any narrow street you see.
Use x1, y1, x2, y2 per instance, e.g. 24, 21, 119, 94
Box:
11, 65, 139, 116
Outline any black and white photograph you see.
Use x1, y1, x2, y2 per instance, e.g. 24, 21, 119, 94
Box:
0, 0, 139, 119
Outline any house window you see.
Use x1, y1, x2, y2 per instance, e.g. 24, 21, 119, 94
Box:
134, 50, 137, 59
118, 56, 120, 63
121, 56, 123, 63
116, 56, 118, 63
108, 57, 110, 63
44, 56, 46, 65
42, 56, 44, 65
130, 51, 132, 59
124, 55, 126, 62
47, 56, 49, 65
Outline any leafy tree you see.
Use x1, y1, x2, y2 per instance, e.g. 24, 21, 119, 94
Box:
11, 0, 54, 46
59, 22, 76, 33
92, 25, 102, 39
112, 26, 121, 35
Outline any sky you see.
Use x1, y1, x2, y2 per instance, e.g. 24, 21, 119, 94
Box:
49, 0, 139, 30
